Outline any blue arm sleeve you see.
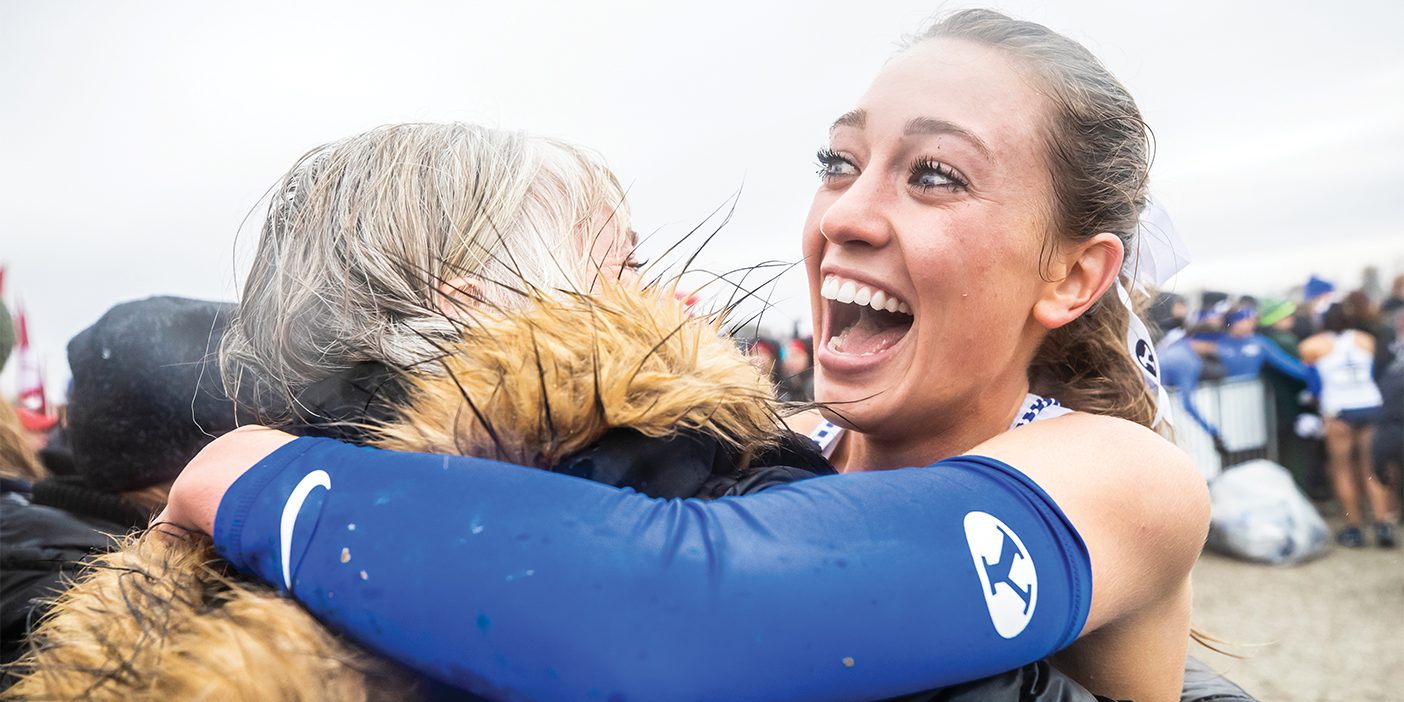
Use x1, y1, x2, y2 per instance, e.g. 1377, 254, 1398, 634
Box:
1256, 333, 1311, 382
214, 436, 1092, 702
1161, 354, 1220, 437
1180, 385, 1220, 438
1305, 366, 1322, 398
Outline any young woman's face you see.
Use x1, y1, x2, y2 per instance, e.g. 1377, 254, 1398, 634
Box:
803, 38, 1058, 434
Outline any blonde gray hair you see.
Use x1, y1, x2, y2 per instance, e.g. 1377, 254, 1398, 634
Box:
221, 123, 630, 420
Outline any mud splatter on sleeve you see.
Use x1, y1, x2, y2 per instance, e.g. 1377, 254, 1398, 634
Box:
214, 436, 1091, 702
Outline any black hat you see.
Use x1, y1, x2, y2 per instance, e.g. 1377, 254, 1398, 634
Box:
66, 296, 242, 492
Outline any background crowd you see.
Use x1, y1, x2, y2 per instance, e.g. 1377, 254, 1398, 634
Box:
1152, 270, 1402, 549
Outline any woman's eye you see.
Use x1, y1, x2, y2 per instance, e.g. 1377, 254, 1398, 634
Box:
909, 159, 968, 192
816, 149, 857, 181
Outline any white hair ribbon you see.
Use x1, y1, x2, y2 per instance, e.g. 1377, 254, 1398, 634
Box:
1125, 195, 1191, 293
1117, 195, 1191, 429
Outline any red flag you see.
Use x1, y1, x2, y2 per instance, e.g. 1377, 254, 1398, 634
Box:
14, 302, 48, 417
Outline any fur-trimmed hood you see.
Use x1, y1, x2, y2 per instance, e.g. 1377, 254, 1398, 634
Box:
4, 282, 807, 701
375, 281, 785, 468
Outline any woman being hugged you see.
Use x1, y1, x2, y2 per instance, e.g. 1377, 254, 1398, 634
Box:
222, 122, 639, 433
162, 10, 1210, 702
6, 122, 645, 700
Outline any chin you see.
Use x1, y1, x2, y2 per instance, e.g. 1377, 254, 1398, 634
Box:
813, 371, 893, 432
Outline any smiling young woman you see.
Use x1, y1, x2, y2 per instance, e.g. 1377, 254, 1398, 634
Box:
801, 15, 1202, 697
806, 28, 1154, 469
151, 10, 1211, 702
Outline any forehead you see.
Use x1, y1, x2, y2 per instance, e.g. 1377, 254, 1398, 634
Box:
853, 38, 1050, 159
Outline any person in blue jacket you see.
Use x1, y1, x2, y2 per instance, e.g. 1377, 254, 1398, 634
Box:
1158, 329, 1224, 441
1216, 305, 1313, 383
1160, 304, 1317, 456
161, 11, 1218, 702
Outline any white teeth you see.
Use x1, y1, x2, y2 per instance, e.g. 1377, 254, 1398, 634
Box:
819, 274, 911, 316
869, 290, 887, 312
836, 280, 857, 304
827, 336, 842, 353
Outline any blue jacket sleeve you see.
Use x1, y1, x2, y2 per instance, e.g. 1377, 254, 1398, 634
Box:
214, 436, 1093, 702
1160, 348, 1219, 437
1178, 381, 1220, 439
1256, 333, 1311, 382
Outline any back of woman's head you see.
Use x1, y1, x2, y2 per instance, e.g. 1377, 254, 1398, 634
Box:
1322, 303, 1350, 334
222, 123, 629, 421
1341, 290, 1377, 328
916, 9, 1157, 427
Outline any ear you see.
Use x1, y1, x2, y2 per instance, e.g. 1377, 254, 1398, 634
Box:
436, 276, 482, 318
1032, 233, 1124, 330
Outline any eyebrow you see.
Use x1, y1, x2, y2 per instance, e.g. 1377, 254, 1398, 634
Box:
904, 117, 992, 161
830, 110, 993, 162
829, 109, 866, 132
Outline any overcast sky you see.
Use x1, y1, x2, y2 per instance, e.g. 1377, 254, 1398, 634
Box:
3, 0, 1402, 396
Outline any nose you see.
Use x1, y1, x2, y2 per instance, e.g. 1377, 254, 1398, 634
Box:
817, 172, 892, 249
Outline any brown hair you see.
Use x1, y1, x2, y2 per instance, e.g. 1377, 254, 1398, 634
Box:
0, 397, 45, 482
913, 9, 1158, 428
1341, 289, 1378, 329
1321, 303, 1351, 334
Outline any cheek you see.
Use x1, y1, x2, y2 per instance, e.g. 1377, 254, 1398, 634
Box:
905, 220, 1041, 371
903, 221, 1005, 300
931, 210, 1046, 299
925, 290, 1030, 386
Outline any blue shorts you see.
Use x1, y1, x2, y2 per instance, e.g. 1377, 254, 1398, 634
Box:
1336, 405, 1382, 428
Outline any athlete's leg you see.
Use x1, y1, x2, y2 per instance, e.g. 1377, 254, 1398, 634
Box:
1356, 425, 1398, 523
1325, 418, 1363, 527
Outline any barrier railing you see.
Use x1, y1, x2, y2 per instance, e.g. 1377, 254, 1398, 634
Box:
1167, 377, 1277, 480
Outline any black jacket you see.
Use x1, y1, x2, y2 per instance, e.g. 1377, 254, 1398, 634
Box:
0, 478, 131, 671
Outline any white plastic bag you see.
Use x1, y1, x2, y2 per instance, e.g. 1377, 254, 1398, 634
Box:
1206, 459, 1329, 565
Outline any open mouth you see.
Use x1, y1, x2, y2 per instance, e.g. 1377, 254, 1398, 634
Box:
820, 274, 914, 357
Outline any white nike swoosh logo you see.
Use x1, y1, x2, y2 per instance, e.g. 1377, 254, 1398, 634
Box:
280, 469, 332, 591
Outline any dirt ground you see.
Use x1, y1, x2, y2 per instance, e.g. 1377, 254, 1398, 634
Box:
1190, 515, 1404, 701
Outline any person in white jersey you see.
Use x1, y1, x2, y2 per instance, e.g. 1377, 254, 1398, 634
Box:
1301, 302, 1396, 548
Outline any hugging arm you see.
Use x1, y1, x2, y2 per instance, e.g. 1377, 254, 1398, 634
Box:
1157, 350, 1221, 439
1180, 381, 1222, 439
1258, 334, 1312, 383
214, 436, 1092, 701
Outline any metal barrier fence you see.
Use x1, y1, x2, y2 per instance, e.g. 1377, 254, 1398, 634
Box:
1167, 377, 1277, 480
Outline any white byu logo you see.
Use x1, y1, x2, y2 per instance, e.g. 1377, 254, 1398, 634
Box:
964, 511, 1038, 638
280, 470, 332, 591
